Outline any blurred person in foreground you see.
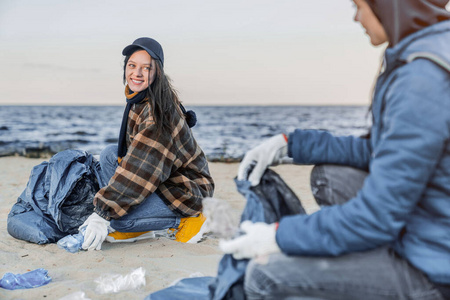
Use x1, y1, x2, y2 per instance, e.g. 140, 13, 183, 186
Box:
220, 1, 450, 299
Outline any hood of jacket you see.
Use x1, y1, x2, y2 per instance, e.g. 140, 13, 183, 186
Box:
366, 0, 450, 47
383, 19, 450, 73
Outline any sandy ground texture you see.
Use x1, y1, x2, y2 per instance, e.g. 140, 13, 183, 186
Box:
0, 157, 318, 300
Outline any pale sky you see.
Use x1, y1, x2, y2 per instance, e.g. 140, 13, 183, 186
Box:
0, 0, 387, 106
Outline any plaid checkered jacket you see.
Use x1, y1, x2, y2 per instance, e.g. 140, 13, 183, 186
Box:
94, 101, 214, 220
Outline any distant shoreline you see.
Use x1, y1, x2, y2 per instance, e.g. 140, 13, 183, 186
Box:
0, 150, 243, 162
0, 104, 369, 107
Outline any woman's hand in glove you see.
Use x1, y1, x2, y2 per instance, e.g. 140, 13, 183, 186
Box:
237, 134, 288, 186
219, 221, 281, 260
80, 212, 111, 251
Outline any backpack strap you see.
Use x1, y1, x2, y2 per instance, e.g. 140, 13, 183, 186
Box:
406, 52, 450, 73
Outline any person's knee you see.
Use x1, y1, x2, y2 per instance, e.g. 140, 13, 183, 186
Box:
244, 259, 264, 299
100, 145, 118, 166
310, 165, 332, 206
244, 258, 275, 299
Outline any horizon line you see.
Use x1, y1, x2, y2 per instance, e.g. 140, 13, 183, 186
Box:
0, 103, 369, 107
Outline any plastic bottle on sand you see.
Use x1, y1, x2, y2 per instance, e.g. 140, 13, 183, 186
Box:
0, 268, 52, 290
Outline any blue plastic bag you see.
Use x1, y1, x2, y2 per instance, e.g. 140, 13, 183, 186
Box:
7, 149, 102, 245
0, 268, 51, 290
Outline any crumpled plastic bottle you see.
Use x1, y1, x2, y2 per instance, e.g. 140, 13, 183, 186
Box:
95, 267, 146, 294
0, 268, 52, 290
202, 197, 238, 239
57, 228, 85, 253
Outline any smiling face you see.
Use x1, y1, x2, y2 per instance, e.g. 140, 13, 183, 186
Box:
353, 0, 388, 46
125, 50, 156, 92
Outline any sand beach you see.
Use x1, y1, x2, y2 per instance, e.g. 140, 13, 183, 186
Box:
0, 157, 318, 299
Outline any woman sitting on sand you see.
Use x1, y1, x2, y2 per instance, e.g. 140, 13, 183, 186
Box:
80, 37, 214, 251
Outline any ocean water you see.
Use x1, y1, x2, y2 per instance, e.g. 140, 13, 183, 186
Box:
0, 105, 370, 161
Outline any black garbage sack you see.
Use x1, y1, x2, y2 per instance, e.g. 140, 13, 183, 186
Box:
147, 168, 305, 300
7, 149, 103, 244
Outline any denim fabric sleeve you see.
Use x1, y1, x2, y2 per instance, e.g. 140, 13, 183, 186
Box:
277, 63, 450, 257
288, 129, 371, 170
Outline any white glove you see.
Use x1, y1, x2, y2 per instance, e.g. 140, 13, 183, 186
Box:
80, 212, 111, 251
219, 221, 281, 260
237, 134, 288, 186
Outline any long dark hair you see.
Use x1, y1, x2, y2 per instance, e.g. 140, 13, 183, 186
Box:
123, 53, 182, 138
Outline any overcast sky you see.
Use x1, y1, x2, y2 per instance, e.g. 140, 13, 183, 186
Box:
0, 0, 387, 106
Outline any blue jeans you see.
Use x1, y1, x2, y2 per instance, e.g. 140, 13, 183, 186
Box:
244, 164, 444, 300
99, 145, 180, 232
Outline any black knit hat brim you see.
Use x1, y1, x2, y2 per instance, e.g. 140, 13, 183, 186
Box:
122, 45, 162, 65
122, 37, 164, 67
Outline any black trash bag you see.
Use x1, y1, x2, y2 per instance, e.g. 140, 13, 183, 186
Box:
59, 172, 98, 233
252, 168, 306, 222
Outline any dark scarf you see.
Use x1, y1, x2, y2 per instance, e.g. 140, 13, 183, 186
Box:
117, 85, 148, 159
117, 85, 197, 160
